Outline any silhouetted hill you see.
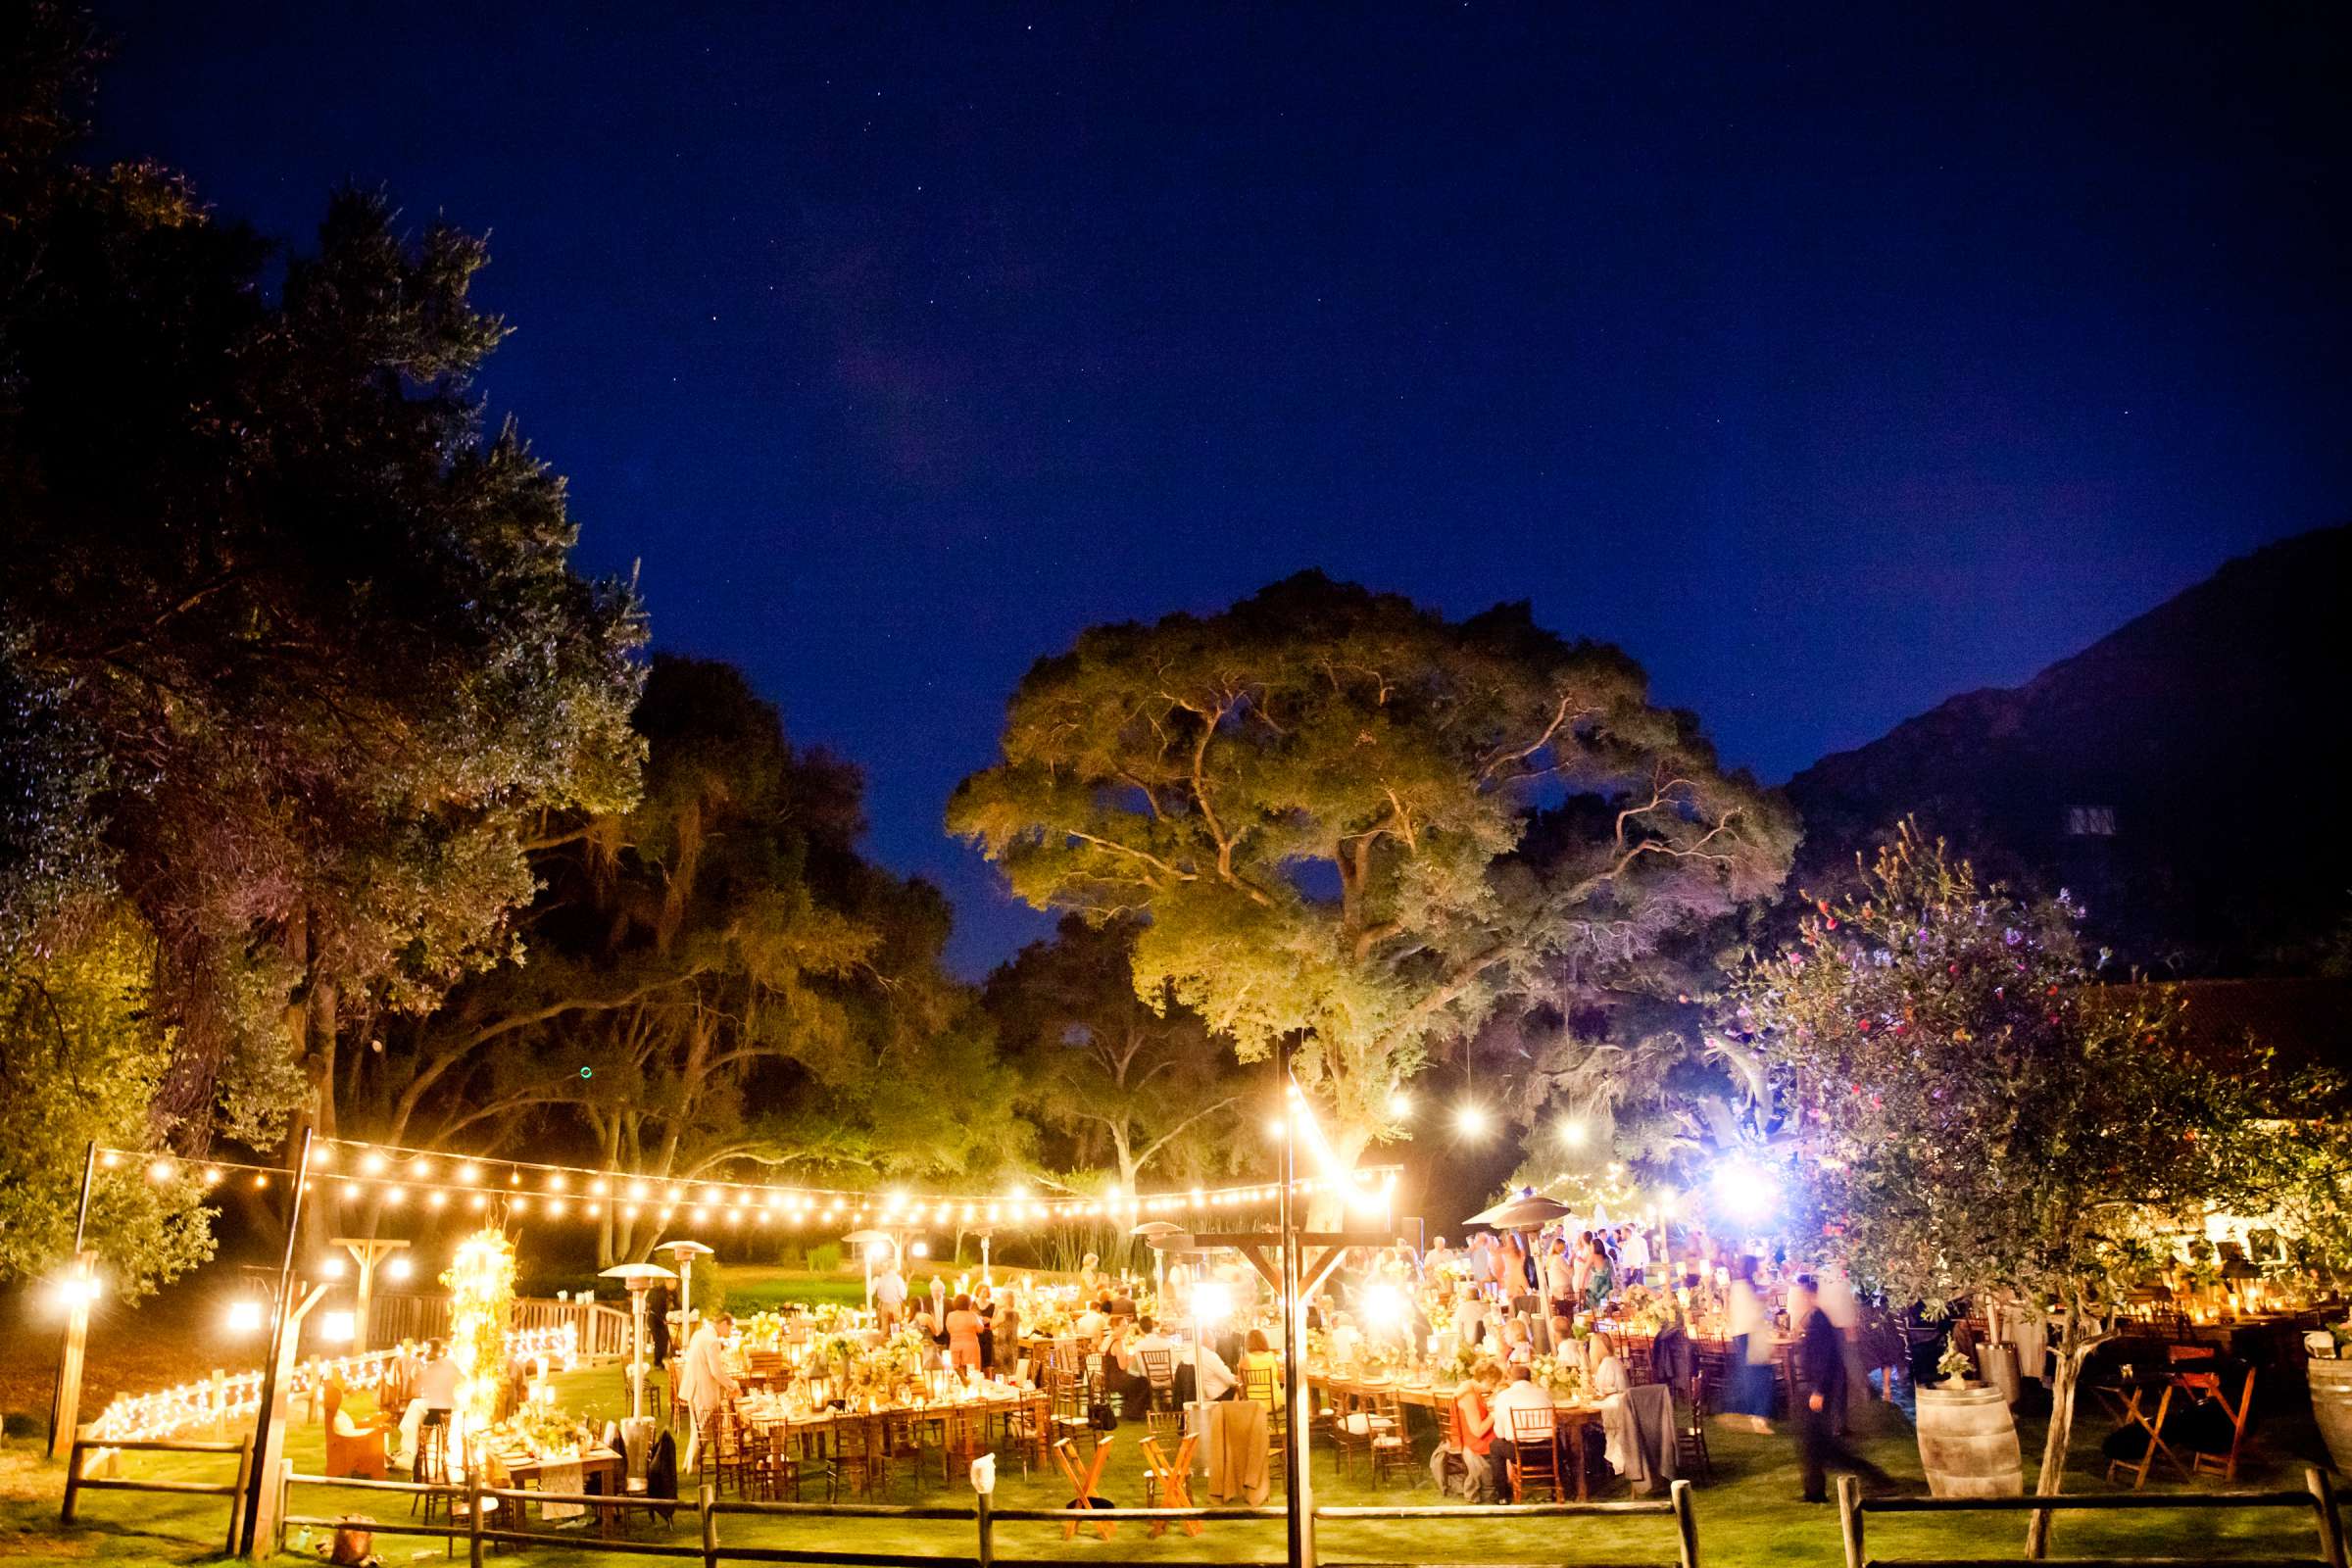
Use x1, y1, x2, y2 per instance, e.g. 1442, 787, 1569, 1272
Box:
1785, 524, 2352, 974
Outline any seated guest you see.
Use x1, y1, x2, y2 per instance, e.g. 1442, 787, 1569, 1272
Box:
1589, 1331, 1629, 1399
1176, 1337, 1237, 1405
1497, 1317, 1535, 1365
1430, 1359, 1501, 1501
1074, 1298, 1109, 1349
1488, 1363, 1558, 1478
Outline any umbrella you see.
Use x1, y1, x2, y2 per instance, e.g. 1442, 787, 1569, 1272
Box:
1464, 1189, 1575, 1232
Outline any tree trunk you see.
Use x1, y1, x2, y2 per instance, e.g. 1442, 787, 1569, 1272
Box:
2026, 1328, 2097, 1558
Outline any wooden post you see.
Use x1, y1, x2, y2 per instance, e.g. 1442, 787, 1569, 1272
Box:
60, 1431, 85, 1523
48, 1142, 101, 1457
467, 1469, 485, 1568
2311, 1464, 2348, 1568
700, 1480, 719, 1568
241, 1127, 314, 1558
47, 1250, 98, 1460
223, 1433, 254, 1559
1837, 1474, 1864, 1568
1670, 1476, 1699, 1568
1276, 1043, 1314, 1568
976, 1492, 995, 1568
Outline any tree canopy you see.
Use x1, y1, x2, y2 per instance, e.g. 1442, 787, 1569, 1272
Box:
1731, 824, 2347, 1541
0, 13, 645, 1182
951, 571, 1797, 1165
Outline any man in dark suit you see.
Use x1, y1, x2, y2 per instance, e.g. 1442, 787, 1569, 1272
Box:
1794, 1279, 1894, 1503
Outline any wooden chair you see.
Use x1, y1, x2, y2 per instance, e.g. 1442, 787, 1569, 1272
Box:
1503, 1406, 1563, 1502
442, 1452, 507, 1558
1140, 1348, 1177, 1410
1363, 1390, 1413, 1488
830, 1414, 889, 1498
2188, 1367, 2257, 1482
411, 1411, 452, 1523
1676, 1370, 1713, 1483
1244, 1363, 1288, 1458
2102, 1383, 2178, 1490
1327, 1389, 1372, 1481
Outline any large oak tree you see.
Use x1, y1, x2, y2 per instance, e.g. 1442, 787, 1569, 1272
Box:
951, 573, 1796, 1178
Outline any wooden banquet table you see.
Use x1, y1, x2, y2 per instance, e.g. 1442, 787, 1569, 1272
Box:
500, 1445, 629, 1536
733, 1386, 1052, 1489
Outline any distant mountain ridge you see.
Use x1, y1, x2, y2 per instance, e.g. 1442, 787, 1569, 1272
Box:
1784, 524, 2352, 973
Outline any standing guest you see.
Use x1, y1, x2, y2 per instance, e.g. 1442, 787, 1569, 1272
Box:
675, 1312, 741, 1474
1727, 1256, 1776, 1436
929, 1275, 950, 1334
1817, 1265, 1867, 1432
395, 1341, 459, 1470
1619, 1224, 1650, 1287
945, 1294, 985, 1372
1432, 1360, 1502, 1501
380, 1340, 422, 1424
649, 1285, 673, 1370
1582, 1243, 1616, 1314
873, 1258, 908, 1333
1571, 1234, 1594, 1301
1792, 1282, 1893, 1503
1426, 1236, 1454, 1276
972, 1283, 999, 1370
1544, 1241, 1575, 1322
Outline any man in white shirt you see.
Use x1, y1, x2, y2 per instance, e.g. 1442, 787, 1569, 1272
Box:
873, 1262, 907, 1332
396, 1342, 460, 1470
1178, 1338, 1235, 1405
1488, 1364, 1557, 1472
675, 1312, 741, 1473
1544, 1241, 1575, 1318
1450, 1286, 1486, 1348
1073, 1300, 1109, 1349
1618, 1226, 1651, 1285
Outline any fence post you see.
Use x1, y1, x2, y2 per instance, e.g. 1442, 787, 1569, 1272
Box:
701, 1480, 719, 1568
1837, 1474, 1865, 1568
467, 1468, 484, 1568
2310, 1464, 2348, 1568
223, 1433, 254, 1558
976, 1491, 995, 1568
59, 1434, 83, 1524
1669, 1477, 1698, 1568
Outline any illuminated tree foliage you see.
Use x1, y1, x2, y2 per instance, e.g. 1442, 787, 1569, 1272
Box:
952, 572, 1795, 1170
0, 9, 645, 1177
356, 657, 1020, 1264
1732, 824, 2332, 1547
0, 907, 215, 1297
983, 913, 1250, 1194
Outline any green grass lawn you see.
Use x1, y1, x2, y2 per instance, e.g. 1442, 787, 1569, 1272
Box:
5, 1365, 2341, 1567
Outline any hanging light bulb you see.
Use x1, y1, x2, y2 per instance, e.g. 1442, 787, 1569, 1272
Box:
1560, 1118, 1589, 1148
1454, 1102, 1490, 1138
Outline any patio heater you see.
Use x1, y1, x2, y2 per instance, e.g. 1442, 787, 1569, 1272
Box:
598, 1261, 679, 1421
661, 1239, 715, 1326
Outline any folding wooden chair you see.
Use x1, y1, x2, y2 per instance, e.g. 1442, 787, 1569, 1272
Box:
2189, 1367, 2257, 1482
1052, 1435, 1118, 1541
2102, 1383, 2180, 1490
1139, 1435, 1202, 1538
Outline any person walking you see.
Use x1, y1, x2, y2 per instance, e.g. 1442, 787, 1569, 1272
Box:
1792, 1282, 1892, 1503
1726, 1255, 1776, 1435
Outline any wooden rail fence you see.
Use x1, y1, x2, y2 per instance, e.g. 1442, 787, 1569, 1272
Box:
1835, 1466, 2348, 1568
268, 1469, 1701, 1568
59, 1431, 254, 1559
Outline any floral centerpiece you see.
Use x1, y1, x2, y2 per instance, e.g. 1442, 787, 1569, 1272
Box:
1936, 1345, 1974, 1389
1529, 1353, 1584, 1402
489, 1400, 587, 1457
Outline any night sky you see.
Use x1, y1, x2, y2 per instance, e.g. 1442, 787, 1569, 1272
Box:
91, 3, 2350, 974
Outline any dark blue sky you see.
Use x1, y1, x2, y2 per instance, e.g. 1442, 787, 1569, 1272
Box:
93, 3, 2350, 973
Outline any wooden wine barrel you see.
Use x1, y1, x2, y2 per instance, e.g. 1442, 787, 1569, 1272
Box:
1914, 1384, 2023, 1497
2310, 1356, 2352, 1474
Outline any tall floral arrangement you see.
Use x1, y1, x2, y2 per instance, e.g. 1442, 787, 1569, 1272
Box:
443, 1228, 518, 1445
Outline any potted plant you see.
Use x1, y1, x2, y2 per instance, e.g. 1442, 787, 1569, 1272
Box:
1936, 1345, 1974, 1391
